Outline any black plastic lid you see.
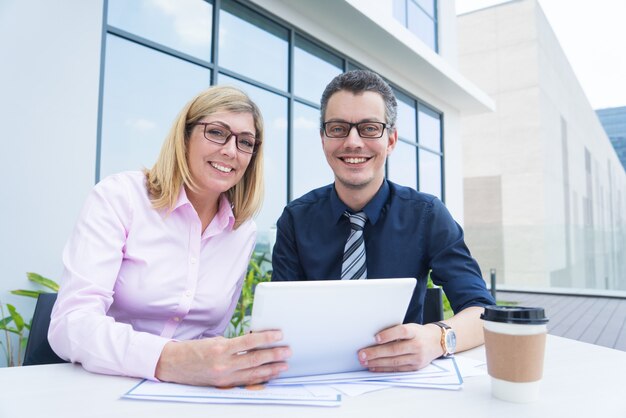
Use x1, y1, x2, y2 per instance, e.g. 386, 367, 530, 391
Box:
480, 305, 549, 325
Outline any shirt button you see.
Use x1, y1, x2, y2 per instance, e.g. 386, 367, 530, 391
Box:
185, 290, 192, 297
173, 316, 180, 322
190, 257, 197, 264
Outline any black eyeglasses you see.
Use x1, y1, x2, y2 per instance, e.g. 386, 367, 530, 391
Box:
195, 122, 260, 154
322, 121, 389, 139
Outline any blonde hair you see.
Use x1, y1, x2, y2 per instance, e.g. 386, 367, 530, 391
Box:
145, 85, 264, 229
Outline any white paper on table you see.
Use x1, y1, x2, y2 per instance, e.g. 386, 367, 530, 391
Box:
307, 359, 463, 395
452, 356, 488, 378
329, 383, 391, 396
358, 357, 463, 390
269, 357, 463, 392
269, 361, 448, 386
122, 379, 342, 407
302, 381, 393, 397
359, 374, 462, 390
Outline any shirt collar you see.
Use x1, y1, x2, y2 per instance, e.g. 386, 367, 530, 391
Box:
330, 180, 390, 225
174, 186, 235, 233
173, 185, 192, 211
212, 193, 236, 232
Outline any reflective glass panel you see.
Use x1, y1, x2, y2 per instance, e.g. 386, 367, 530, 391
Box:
219, 2, 288, 91
218, 74, 288, 244
416, 0, 435, 18
395, 89, 417, 143
407, 0, 436, 50
294, 35, 343, 104
292, 102, 334, 199
418, 104, 441, 152
107, 0, 213, 61
100, 35, 210, 179
347, 62, 363, 72
419, 149, 442, 199
388, 140, 417, 190
393, 0, 407, 25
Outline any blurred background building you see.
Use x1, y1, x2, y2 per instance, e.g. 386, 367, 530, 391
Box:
458, 0, 626, 290
597, 106, 626, 171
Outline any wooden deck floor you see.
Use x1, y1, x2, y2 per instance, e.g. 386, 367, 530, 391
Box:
496, 291, 626, 352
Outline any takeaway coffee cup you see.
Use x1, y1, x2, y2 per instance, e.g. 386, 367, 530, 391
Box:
481, 306, 549, 403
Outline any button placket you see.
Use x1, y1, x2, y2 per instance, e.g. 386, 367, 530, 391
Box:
160, 217, 201, 339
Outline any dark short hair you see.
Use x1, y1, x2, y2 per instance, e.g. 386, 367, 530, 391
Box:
320, 70, 398, 130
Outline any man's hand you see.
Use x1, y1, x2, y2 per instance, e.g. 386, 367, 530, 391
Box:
358, 306, 487, 372
155, 330, 291, 387
357, 323, 443, 372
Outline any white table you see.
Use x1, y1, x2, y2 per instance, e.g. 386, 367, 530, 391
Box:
1, 335, 625, 418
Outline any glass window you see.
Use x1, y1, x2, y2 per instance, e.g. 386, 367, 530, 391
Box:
219, 2, 288, 91
418, 104, 441, 152
393, 0, 407, 25
100, 35, 210, 179
107, 0, 213, 61
395, 89, 417, 142
101, 0, 445, 237
294, 35, 343, 104
217, 74, 288, 243
388, 140, 417, 190
292, 102, 334, 199
347, 62, 363, 72
419, 149, 442, 199
416, 0, 435, 17
407, 1, 436, 51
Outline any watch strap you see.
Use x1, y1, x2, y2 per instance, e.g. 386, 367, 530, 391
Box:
432, 321, 452, 357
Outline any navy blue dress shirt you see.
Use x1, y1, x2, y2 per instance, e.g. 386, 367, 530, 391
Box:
272, 180, 495, 324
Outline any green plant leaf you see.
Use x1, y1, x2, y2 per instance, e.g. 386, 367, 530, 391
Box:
7, 304, 25, 332
10, 289, 43, 298
20, 336, 28, 351
0, 315, 13, 328
27, 272, 60, 291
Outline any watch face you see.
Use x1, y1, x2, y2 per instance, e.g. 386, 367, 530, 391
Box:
445, 330, 457, 354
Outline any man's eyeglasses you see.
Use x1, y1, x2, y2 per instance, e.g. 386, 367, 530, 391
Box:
322, 121, 389, 139
195, 122, 260, 154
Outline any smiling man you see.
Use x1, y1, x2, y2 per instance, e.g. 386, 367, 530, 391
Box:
271, 70, 495, 371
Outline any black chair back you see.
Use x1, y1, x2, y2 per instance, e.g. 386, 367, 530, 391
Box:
23, 293, 68, 366
423, 287, 444, 323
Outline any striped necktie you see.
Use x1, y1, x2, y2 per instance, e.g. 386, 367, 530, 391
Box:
341, 211, 367, 280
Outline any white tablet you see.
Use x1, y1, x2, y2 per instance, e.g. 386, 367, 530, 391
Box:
249, 278, 417, 377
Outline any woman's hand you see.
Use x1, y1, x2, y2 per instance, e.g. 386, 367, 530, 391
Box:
155, 330, 290, 387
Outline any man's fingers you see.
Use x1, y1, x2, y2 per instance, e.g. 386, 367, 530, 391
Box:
359, 340, 415, 363
375, 324, 416, 344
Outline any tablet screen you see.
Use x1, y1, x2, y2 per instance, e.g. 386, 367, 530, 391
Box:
250, 278, 417, 377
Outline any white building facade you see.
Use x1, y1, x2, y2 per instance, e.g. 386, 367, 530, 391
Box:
458, 0, 626, 291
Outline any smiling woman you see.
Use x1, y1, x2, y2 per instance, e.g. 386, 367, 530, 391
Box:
146, 86, 265, 229
48, 86, 292, 388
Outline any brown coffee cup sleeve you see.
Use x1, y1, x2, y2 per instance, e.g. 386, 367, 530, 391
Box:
484, 329, 546, 383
